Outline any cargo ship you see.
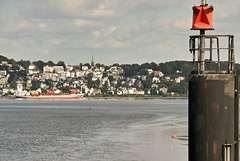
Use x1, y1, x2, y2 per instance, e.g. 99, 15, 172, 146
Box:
15, 94, 84, 99
15, 90, 84, 100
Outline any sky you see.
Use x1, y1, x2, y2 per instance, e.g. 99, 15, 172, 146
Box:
0, 0, 240, 65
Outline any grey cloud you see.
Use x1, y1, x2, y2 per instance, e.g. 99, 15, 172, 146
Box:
1, 0, 239, 64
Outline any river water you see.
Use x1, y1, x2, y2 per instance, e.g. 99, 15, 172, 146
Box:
0, 99, 188, 161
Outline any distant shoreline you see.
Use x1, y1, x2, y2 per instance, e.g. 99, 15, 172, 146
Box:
84, 96, 188, 99
0, 95, 188, 100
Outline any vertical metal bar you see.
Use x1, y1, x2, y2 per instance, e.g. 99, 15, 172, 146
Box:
202, 0, 206, 6
200, 30, 205, 73
217, 38, 220, 71
193, 38, 196, 71
228, 36, 231, 73
210, 38, 213, 70
234, 74, 239, 161
231, 36, 235, 73
198, 36, 201, 73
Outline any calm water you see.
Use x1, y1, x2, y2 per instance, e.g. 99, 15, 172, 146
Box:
0, 99, 188, 161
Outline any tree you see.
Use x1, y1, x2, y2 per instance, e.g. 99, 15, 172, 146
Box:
31, 80, 41, 90
79, 63, 83, 70
0, 55, 9, 61
33, 60, 46, 71
16, 60, 31, 70
83, 63, 91, 69
142, 77, 152, 89
96, 63, 105, 68
86, 73, 93, 87
8, 59, 16, 66
112, 63, 119, 67
139, 68, 148, 75
108, 76, 114, 82
103, 72, 108, 78
121, 64, 139, 77
47, 61, 55, 66
140, 63, 150, 69
150, 62, 159, 71
57, 61, 66, 70
8, 73, 17, 83
73, 65, 80, 70
101, 81, 108, 94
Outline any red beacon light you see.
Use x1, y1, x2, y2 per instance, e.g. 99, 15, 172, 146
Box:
191, 0, 214, 30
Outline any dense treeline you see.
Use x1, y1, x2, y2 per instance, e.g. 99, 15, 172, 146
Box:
0, 55, 193, 75
3, 54, 240, 76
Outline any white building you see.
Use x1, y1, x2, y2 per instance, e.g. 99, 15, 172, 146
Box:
147, 69, 153, 75
29, 64, 36, 70
70, 71, 75, 78
82, 66, 89, 71
152, 77, 160, 83
175, 77, 185, 83
128, 88, 144, 95
43, 65, 54, 73
53, 66, 64, 73
93, 71, 103, 79
165, 77, 171, 81
17, 83, 23, 92
160, 87, 168, 94
28, 64, 39, 75
76, 70, 85, 78
0, 70, 7, 76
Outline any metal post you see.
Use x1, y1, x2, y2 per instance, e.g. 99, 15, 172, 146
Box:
201, 0, 206, 6
228, 37, 231, 73
192, 38, 196, 71
217, 38, 220, 71
210, 38, 213, 70
200, 30, 205, 73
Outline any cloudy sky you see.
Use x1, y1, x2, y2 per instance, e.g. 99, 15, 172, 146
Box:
0, 0, 240, 65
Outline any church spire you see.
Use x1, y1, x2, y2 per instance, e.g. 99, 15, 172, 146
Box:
91, 54, 94, 67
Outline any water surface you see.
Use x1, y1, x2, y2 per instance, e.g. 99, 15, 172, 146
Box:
0, 99, 188, 161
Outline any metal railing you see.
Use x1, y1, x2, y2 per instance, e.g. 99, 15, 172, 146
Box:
189, 35, 235, 74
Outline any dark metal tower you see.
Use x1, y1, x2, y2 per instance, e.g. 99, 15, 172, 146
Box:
189, 1, 239, 161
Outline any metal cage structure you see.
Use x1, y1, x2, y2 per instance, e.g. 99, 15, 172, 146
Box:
189, 35, 235, 74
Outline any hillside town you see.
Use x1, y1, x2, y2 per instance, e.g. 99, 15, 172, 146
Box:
0, 55, 189, 97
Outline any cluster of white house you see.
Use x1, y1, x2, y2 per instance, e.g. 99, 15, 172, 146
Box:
0, 61, 186, 96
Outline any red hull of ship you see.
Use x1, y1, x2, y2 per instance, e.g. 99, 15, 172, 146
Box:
25, 96, 84, 100
16, 95, 84, 100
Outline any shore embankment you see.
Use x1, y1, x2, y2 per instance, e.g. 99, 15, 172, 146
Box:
84, 95, 188, 99
0, 95, 188, 100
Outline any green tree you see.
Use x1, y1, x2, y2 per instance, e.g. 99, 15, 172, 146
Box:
0, 55, 9, 61
47, 61, 55, 66
108, 76, 114, 82
33, 60, 46, 71
140, 62, 150, 69
83, 63, 91, 69
101, 81, 108, 94
150, 62, 159, 71
8, 59, 16, 66
142, 77, 152, 89
16, 60, 31, 70
74, 65, 80, 70
31, 80, 41, 90
112, 63, 119, 67
57, 61, 66, 70
139, 68, 148, 75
